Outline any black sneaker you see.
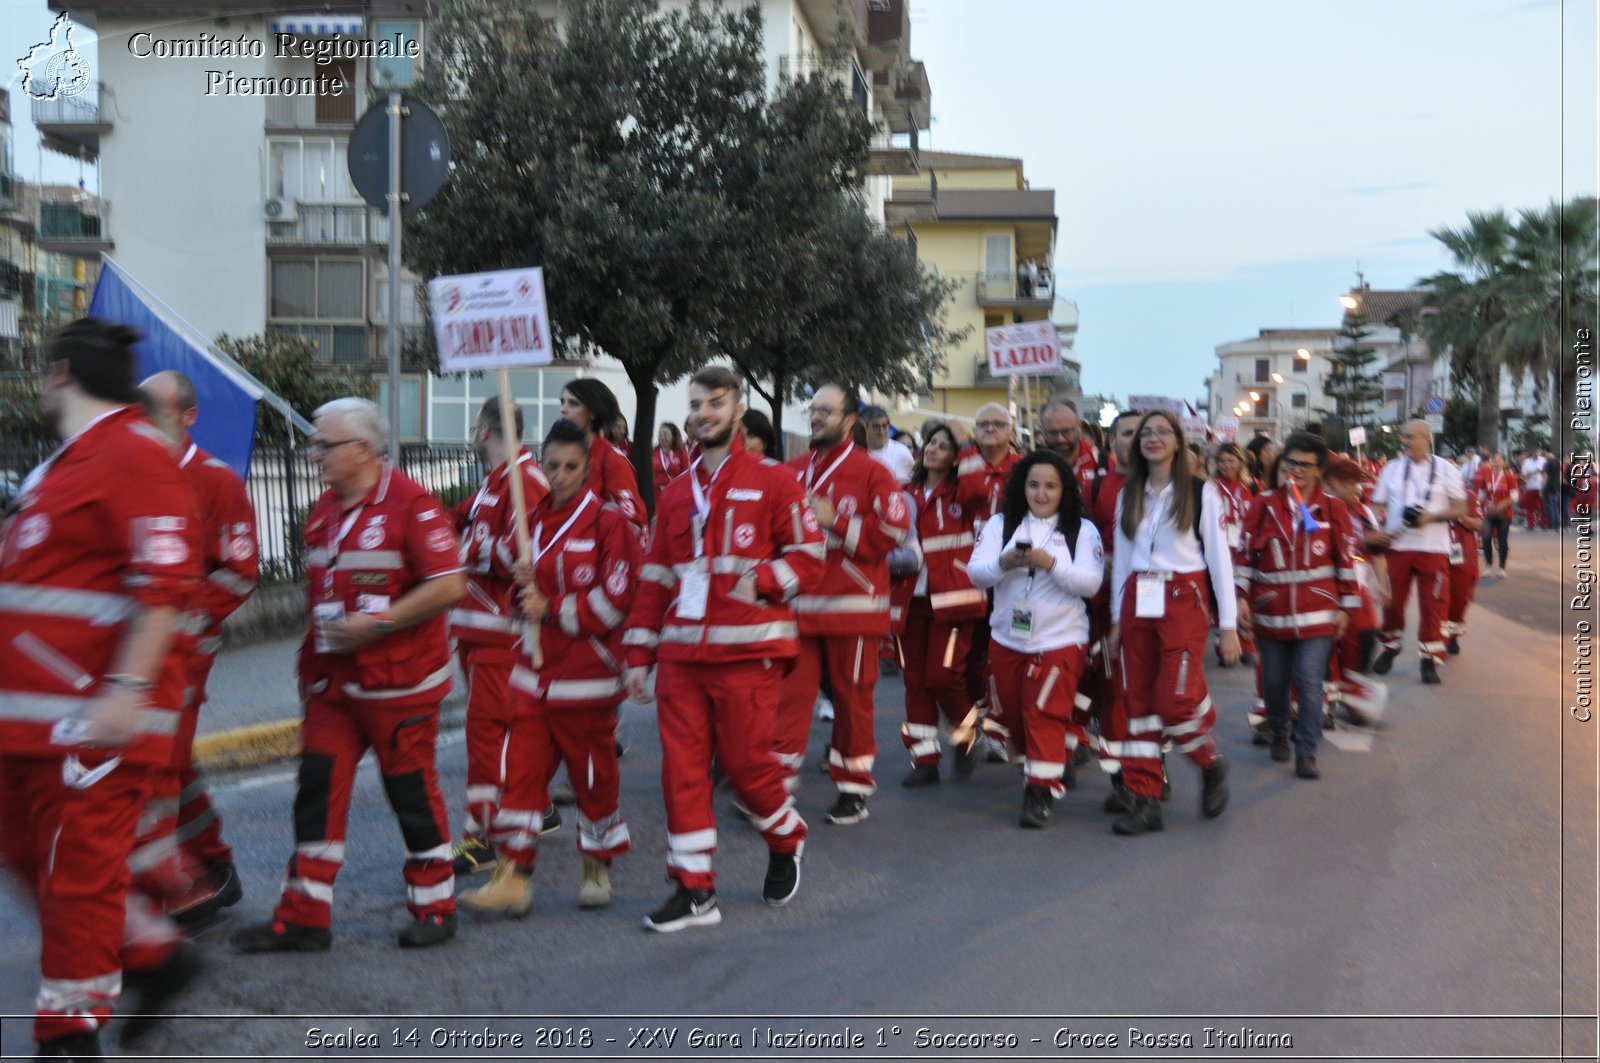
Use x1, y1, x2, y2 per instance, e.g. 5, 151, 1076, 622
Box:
33, 1029, 102, 1060
643, 888, 721, 932
824, 793, 869, 825
1251, 728, 1271, 746
1112, 795, 1164, 836
1102, 775, 1134, 814
952, 742, 977, 778
450, 835, 496, 876
1270, 732, 1291, 763
398, 912, 457, 949
1019, 784, 1053, 829
1200, 756, 1229, 818
171, 862, 245, 931
762, 851, 800, 907
1420, 659, 1441, 685
1295, 754, 1321, 780
209, 861, 244, 910
901, 763, 940, 788
120, 943, 203, 1045
1072, 743, 1093, 767
1061, 756, 1078, 791
231, 918, 332, 953
1373, 649, 1398, 675
543, 804, 563, 834
1446, 636, 1461, 655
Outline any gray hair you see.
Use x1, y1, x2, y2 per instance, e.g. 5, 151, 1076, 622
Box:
975, 401, 1011, 424
315, 397, 389, 456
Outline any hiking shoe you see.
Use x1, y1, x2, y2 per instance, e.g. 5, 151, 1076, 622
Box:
1112, 795, 1164, 836
1102, 776, 1134, 814
231, 919, 331, 953
1421, 659, 1441, 685
1061, 756, 1078, 791
824, 793, 869, 825
643, 888, 720, 933
578, 856, 612, 909
1019, 784, 1053, 829
543, 804, 563, 834
1446, 636, 1461, 655
120, 943, 203, 1045
1295, 754, 1321, 780
1373, 649, 1398, 675
762, 851, 800, 907
1270, 732, 1291, 763
1200, 756, 1230, 818
398, 912, 457, 948
450, 835, 496, 876
901, 763, 940, 788
459, 863, 534, 918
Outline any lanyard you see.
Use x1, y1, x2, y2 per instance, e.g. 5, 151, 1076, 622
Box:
532, 491, 595, 565
688, 455, 729, 559
1401, 455, 1438, 508
806, 442, 854, 494
1141, 484, 1171, 563
323, 503, 368, 594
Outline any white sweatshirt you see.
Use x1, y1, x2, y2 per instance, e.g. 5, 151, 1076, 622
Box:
967, 511, 1104, 654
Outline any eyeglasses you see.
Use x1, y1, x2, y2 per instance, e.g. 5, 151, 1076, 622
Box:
976, 420, 1010, 430
1280, 457, 1317, 472
303, 438, 362, 457
1039, 429, 1071, 442
1138, 427, 1176, 441
808, 406, 841, 418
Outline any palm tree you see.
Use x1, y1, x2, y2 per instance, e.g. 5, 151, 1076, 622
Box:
1418, 210, 1516, 452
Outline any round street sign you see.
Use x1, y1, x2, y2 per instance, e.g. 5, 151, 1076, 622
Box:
1424, 395, 1445, 414
348, 95, 451, 214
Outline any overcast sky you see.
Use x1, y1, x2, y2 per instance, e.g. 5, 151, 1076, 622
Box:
3, 0, 1595, 408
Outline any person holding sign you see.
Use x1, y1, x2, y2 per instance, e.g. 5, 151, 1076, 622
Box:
623, 367, 825, 932
1106, 410, 1238, 836
234, 399, 466, 953
967, 452, 1104, 828
559, 380, 646, 534
458, 420, 641, 917
446, 398, 551, 879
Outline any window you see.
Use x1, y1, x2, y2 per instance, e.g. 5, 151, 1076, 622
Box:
1254, 358, 1270, 383
426, 368, 579, 444
271, 258, 364, 320
314, 60, 357, 125
374, 270, 426, 326
1293, 355, 1308, 373
376, 376, 424, 442
983, 234, 1013, 286
1292, 392, 1307, 409
269, 138, 356, 202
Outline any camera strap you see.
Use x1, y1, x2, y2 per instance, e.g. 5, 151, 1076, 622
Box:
1401, 455, 1438, 511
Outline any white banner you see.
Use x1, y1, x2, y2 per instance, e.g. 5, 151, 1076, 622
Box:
1348, 426, 1368, 446
429, 267, 553, 372
1127, 395, 1188, 415
1215, 414, 1239, 443
985, 320, 1061, 378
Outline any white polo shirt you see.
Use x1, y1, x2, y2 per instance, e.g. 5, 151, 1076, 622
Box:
1371, 454, 1467, 554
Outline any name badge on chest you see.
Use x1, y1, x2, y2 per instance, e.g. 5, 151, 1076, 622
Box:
677, 558, 711, 621
1135, 573, 1167, 619
1009, 606, 1033, 637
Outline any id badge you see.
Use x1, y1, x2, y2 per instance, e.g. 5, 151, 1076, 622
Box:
356, 593, 391, 614
1448, 539, 1465, 566
1009, 607, 1033, 637
1135, 574, 1167, 619
677, 560, 710, 621
313, 601, 346, 654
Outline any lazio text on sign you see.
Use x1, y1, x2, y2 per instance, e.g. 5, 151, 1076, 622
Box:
984, 321, 1060, 378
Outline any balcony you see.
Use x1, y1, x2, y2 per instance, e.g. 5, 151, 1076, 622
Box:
265, 89, 358, 131
37, 201, 112, 254
874, 60, 930, 131
862, 0, 910, 72
0, 260, 21, 295
778, 54, 870, 120
865, 122, 918, 176
884, 168, 937, 226
266, 202, 390, 247
976, 268, 1054, 309
795, 0, 870, 50
0, 172, 16, 213
32, 81, 110, 162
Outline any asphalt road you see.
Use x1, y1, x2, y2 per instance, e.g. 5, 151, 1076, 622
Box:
0, 538, 1593, 1062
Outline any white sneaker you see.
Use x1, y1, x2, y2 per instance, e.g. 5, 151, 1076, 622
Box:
1498, 566, 1508, 578
815, 697, 834, 721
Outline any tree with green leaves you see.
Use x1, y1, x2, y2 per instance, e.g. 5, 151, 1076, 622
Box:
406, 0, 768, 501
1324, 306, 1383, 428
215, 333, 376, 446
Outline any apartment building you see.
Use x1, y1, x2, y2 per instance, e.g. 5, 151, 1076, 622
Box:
1208, 328, 1339, 442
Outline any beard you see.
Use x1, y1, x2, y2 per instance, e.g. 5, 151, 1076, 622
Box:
696, 419, 736, 450
810, 426, 845, 450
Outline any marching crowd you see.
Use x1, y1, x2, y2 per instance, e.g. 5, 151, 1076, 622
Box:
0, 319, 1588, 1060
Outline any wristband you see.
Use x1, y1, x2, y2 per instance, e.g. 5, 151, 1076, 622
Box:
104, 674, 153, 694
371, 613, 398, 635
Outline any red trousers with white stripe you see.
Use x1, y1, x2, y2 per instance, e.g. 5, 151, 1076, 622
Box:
175, 650, 233, 868
1117, 572, 1220, 800
458, 644, 518, 837
272, 689, 454, 930
1379, 550, 1449, 664
0, 754, 153, 1043
657, 658, 806, 892
1444, 559, 1477, 639
1082, 594, 1129, 776
898, 599, 977, 766
492, 696, 629, 871
775, 635, 879, 796
986, 641, 1088, 796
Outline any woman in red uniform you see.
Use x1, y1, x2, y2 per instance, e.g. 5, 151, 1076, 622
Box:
558, 379, 646, 534
896, 424, 986, 786
652, 422, 689, 502
459, 419, 641, 916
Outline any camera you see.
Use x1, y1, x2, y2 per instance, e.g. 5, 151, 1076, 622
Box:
1401, 505, 1424, 528
1015, 539, 1032, 552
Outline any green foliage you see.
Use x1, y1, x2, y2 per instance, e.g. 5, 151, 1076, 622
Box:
1325, 308, 1383, 425
0, 375, 48, 443
214, 333, 376, 445
1441, 398, 1479, 455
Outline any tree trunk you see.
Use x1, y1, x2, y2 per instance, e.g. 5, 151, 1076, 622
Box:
770, 351, 789, 461
627, 360, 662, 517
1476, 357, 1501, 453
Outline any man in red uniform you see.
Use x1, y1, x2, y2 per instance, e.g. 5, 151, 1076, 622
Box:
136, 370, 259, 927
957, 402, 1022, 752
1083, 410, 1138, 809
446, 397, 551, 876
623, 367, 824, 932
1038, 396, 1098, 495
1443, 488, 1483, 655
233, 398, 466, 953
0, 319, 202, 1060
776, 382, 910, 824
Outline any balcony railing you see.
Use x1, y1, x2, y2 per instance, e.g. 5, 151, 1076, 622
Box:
31, 80, 105, 127
266, 202, 390, 246
265, 90, 358, 129
976, 268, 1054, 306
37, 201, 111, 250
778, 54, 870, 119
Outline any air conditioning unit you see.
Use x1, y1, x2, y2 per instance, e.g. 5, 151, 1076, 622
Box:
263, 196, 297, 223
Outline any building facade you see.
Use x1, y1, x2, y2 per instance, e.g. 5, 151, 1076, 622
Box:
1209, 328, 1338, 443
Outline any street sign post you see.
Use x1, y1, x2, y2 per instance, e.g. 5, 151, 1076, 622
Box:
1424, 395, 1446, 415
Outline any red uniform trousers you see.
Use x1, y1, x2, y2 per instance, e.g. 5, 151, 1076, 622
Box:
1379, 550, 1449, 664
492, 695, 630, 872
656, 659, 806, 892
1444, 557, 1478, 642
1083, 594, 1129, 777
897, 599, 977, 766
1520, 488, 1547, 528
775, 635, 878, 796
272, 688, 454, 929
0, 754, 153, 1042
1117, 572, 1221, 800
986, 642, 1089, 797
458, 643, 518, 837
175, 650, 232, 867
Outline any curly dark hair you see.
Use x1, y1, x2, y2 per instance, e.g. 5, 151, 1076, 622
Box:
999, 450, 1083, 550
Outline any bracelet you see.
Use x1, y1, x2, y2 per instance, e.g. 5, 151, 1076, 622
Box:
371, 613, 398, 635
104, 674, 153, 693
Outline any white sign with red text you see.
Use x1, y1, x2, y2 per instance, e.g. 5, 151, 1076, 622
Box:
429, 267, 553, 372
985, 321, 1061, 378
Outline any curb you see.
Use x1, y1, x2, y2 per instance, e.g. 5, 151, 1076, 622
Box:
194, 696, 467, 775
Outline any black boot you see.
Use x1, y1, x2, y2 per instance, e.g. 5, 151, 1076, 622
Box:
901, 762, 940, 788
1373, 648, 1398, 675
1112, 794, 1164, 836
1019, 784, 1053, 829
1102, 773, 1134, 814
121, 943, 203, 1045
1200, 756, 1230, 818
1420, 658, 1441, 685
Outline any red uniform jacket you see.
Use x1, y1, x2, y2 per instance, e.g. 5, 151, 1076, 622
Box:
1476, 466, 1516, 519
449, 450, 550, 649
0, 405, 201, 765
910, 475, 985, 620
788, 441, 912, 638
1212, 476, 1255, 565
1235, 486, 1363, 641
508, 489, 641, 710
651, 447, 688, 501
624, 436, 826, 666
176, 439, 259, 655
956, 446, 1021, 528
1068, 439, 1097, 495
588, 436, 646, 534
1450, 491, 1483, 575
300, 465, 462, 703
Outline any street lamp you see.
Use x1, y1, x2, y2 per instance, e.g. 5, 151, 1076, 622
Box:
1296, 347, 1312, 362
1338, 294, 1359, 311
1272, 371, 1314, 435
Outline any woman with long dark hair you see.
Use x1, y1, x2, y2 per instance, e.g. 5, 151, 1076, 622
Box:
1245, 434, 1279, 491
740, 408, 779, 461
968, 450, 1103, 828
558, 379, 645, 532
896, 424, 987, 787
1106, 410, 1239, 836
652, 422, 688, 501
